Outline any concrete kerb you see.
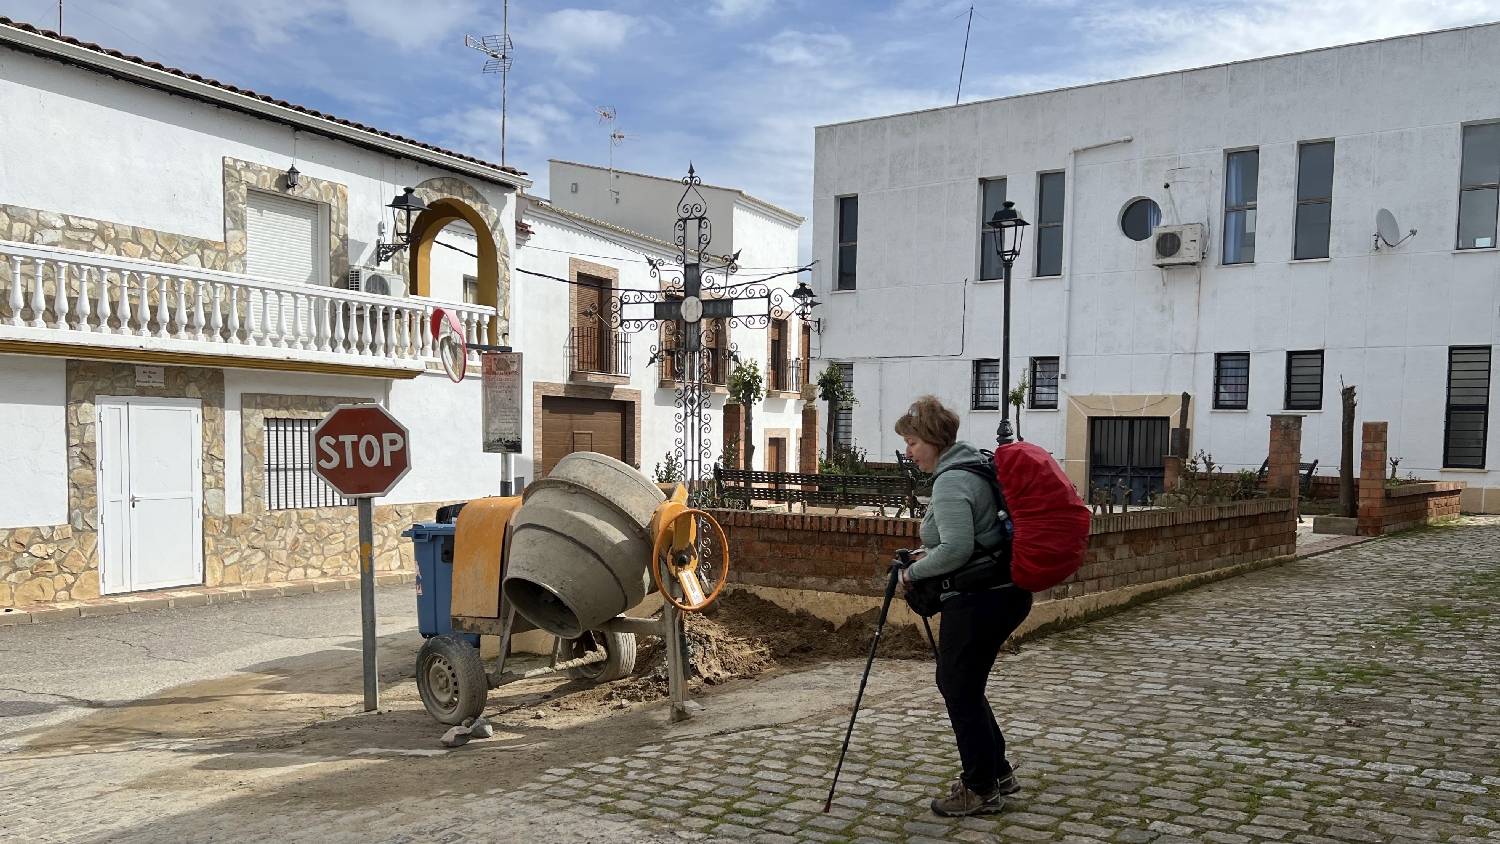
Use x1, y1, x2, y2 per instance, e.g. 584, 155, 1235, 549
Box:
0, 572, 415, 626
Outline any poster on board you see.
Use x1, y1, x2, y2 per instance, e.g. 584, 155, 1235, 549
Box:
482, 352, 523, 454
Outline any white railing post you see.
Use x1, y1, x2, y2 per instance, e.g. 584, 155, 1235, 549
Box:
226, 283, 242, 344
7, 255, 22, 327
173, 277, 188, 340
208, 281, 223, 342
75, 265, 92, 333
97, 268, 114, 335
53, 261, 71, 330
243, 286, 258, 345
418, 305, 432, 357
192, 279, 206, 341
28, 258, 46, 328
135, 273, 152, 336
154, 275, 170, 338
297, 293, 311, 351
359, 303, 372, 356
332, 300, 346, 353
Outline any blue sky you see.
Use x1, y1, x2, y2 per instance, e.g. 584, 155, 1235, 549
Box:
7, 0, 1500, 243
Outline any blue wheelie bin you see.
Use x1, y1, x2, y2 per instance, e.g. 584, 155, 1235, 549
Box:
402, 522, 479, 647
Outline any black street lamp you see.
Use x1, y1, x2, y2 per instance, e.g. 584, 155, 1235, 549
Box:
983, 200, 1029, 446
790, 279, 820, 321
375, 187, 430, 264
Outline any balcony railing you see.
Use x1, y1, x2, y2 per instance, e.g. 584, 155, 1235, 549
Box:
0, 241, 496, 371
567, 325, 630, 377
768, 357, 804, 394
657, 345, 732, 386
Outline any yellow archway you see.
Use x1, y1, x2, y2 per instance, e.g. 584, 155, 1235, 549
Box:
408, 198, 500, 344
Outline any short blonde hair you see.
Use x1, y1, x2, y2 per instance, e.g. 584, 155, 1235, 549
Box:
893, 395, 960, 451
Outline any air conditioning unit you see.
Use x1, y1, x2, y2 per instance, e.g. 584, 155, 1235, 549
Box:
346, 266, 405, 298
1151, 223, 1204, 267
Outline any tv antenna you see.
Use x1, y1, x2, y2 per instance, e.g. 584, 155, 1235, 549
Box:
465, 1, 514, 167
954, 4, 987, 105
1373, 208, 1416, 250
595, 106, 637, 184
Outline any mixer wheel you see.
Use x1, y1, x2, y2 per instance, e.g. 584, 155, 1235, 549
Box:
567, 631, 637, 683
416, 634, 488, 725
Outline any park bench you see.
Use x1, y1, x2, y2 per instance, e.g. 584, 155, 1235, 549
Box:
712, 466, 923, 517
1257, 457, 1320, 498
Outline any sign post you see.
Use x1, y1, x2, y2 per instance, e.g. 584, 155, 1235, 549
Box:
481, 352, 524, 494
311, 404, 412, 712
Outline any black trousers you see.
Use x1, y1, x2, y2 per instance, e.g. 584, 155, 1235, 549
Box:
936, 586, 1033, 793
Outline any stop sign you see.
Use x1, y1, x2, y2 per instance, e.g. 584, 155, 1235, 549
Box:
312, 404, 412, 497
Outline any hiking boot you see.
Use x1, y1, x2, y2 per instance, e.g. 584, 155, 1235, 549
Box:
995, 769, 1021, 795
930, 780, 1005, 817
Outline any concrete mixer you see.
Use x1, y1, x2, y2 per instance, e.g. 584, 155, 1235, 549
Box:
408, 452, 728, 725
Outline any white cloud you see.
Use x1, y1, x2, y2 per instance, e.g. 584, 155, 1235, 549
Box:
709, 0, 776, 19
748, 30, 854, 67
340, 0, 479, 53
521, 8, 647, 73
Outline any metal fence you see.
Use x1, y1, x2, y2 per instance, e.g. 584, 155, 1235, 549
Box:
265, 417, 352, 510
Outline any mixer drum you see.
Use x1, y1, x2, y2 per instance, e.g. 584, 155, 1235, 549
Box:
502, 452, 666, 639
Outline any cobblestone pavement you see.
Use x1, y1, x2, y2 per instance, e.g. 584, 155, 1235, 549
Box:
3, 518, 1497, 843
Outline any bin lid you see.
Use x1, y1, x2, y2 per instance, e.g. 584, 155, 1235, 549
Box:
402, 522, 457, 539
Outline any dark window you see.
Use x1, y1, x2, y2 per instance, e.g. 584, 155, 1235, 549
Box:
971, 359, 1000, 410
1284, 350, 1324, 411
1029, 357, 1059, 409
1293, 141, 1335, 259
462, 274, 479, 305
837, 196, 858, 290
1444, 345, 1492, 468
1035, 172, 1065, 277
1223, 150, 1259, 264
265, 418, 352, 510
1458, 123, 1500, 249
1120, 198, 1161, 242
833, 362, 854, 446
979, 178, 1008, 280
1214, 352, 1251, 410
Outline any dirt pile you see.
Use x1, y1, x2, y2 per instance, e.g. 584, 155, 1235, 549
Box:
559, 590, 933, 708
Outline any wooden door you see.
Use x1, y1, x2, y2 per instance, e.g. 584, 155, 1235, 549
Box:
541, 396, 627, 477
767, 437, 787, 473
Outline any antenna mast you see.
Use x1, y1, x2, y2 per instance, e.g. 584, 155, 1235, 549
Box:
465, 9, 515, 167
956, 4, 974, 105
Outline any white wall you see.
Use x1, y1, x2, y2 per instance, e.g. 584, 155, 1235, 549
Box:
549, 162, 741, 254
0, 46, 515, 278
426, 222, 479, 304
0, 356, 68, 528
812, 23, 1500, 486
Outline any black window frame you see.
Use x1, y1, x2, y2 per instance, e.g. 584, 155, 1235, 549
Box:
832, 362, 855, 446
1444, 345, 1492, 469
1213, 352, 1251, 410
1223, 149, 1259, 265
1293, 141, 1335, 260
1035, 172, 1065, 277
836, 195, 858, 290
1284, 350, 1325, 411
1457, 122, 1500, 250
971, 359, 1000, 410
979, 178, 1008, 280
1029, 356, 1059, 410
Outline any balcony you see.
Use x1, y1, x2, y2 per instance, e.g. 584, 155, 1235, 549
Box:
566, 325, 630, 381
657, 345, 732, 387
767, 357, 804, 395
0, 241, 496, 378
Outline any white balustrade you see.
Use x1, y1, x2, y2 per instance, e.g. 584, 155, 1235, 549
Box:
1, 240, 494, 366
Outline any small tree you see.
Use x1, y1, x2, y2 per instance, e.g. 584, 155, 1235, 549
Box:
653, 449, 682, 484
1339, 380, 1357, 517
1007, 377, 1028, 442
729, 359, 764, 470
816, 363, 858, 458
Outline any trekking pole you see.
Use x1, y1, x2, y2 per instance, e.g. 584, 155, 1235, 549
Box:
824, 553, 905, 812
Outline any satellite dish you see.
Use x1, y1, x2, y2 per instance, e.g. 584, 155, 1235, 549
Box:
430, 308, 468, 383
1374, 208, 1416, 249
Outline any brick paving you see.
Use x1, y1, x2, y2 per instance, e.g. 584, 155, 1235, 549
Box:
2, 518, 1496, 843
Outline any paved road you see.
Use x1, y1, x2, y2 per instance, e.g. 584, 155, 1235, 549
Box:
0, 584, 417, 751
2, 518, 1497, 843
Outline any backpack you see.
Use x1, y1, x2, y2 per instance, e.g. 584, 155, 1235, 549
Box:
950, 442, 1092, 593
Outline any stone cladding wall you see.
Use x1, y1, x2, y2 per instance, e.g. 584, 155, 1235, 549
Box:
709, 497, 1297, 603
222, 157, 349, 283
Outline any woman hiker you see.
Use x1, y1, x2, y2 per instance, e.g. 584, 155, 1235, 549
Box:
895, 395, 1033, 817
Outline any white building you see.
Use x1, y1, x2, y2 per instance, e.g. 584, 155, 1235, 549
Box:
810, 22, 1500, 514
0, 17, 805, 611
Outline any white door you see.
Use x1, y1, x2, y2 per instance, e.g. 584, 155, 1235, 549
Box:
97, 397, 204, 594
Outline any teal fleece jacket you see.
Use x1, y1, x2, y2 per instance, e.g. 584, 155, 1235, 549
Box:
905, 441, 1006, 582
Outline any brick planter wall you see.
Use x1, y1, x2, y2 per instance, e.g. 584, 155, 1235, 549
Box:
711, 499, 1295, 600
1357, 421, 1466, 536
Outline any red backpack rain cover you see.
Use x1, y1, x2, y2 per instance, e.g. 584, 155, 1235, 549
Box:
994, 441, 1093, 592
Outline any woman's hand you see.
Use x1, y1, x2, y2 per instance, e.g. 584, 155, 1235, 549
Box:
898, 565, 915, 592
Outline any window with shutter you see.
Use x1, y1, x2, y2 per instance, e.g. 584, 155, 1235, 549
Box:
246, 191, 324, 285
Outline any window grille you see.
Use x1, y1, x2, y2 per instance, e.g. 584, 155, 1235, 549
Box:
1458, 123, 1500, 249
1035, 173, 1065, 277
979, 179, 1008, 280
971, 359, 1000, 410
1284, 350, 1325, 411
265, 417, 352, 510
837, 196, 858, 290
1223, 149, 1259, 264
1444, 345, 1492, 469
833, 362, 854, 446
1294, 142, 1335, 260
1214, 352, 1251, 410
1029, 357, 1059, 409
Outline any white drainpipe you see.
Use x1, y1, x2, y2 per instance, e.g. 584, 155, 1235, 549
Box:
1058, 136, 1133, 381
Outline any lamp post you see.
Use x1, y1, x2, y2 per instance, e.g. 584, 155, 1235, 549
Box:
375, 187, 430, 264
983, 200, 1029, 447
790, 280, 820, 322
